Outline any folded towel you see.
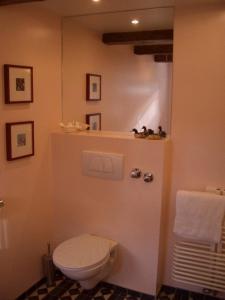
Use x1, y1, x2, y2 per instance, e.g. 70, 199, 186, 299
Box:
174, 190, 225, 244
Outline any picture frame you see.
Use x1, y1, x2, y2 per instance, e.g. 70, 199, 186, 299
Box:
86, 113, 101, 131
86, 73, 101, 101
5, 121, 34, 161
4, 64, 33, 104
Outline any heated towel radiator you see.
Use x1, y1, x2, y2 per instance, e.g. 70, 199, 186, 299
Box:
172, 223, 225, 293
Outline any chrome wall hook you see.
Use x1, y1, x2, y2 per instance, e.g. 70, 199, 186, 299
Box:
143, 173, 154, 183
130, 168, 142, 179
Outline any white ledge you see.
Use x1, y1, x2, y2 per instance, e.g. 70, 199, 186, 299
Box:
53, 130, 170, 142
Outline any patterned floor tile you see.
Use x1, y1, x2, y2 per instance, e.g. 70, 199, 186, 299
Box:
141, 294, 154, 300
59, 282, 83, 299
189, 292, 205, 300
27, 275, 65, 300
92, 284, 115, 300
27, 283, 54, 299
158, 286, 175, 300
18, 272, 222, 300
174, 288, 189, 300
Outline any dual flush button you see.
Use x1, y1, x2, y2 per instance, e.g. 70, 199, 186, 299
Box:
130, 168, 154, 183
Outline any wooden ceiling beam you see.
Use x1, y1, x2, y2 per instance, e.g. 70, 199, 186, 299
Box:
134, 44, 173, 55
154, 54, 173, 62
102, 29, 173, 45
0, 0, 45, 6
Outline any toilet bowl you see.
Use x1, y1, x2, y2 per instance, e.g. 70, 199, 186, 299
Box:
53, 234, 118, 289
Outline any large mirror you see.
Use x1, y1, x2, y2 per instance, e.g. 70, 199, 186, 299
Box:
60, 3, 174, 133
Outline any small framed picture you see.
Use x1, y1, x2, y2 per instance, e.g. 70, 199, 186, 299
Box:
86, 73, 101, 101
5, 121, 34, 161
86, 113, 101, 130
4, 64, 33, 104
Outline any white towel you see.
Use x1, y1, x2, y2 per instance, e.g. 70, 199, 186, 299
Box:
174, 190, 225, 244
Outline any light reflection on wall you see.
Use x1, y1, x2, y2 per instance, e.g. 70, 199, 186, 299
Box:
135, 91, 160, 131
0, 208, 9, 250
133, 63, 172, 133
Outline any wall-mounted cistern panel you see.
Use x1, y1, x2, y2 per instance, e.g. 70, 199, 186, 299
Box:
82, 151, 124, 180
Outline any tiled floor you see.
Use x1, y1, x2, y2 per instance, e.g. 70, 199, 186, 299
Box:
158, 286, 219, 300
18, 273, 153, 300
17, 274, 220, 300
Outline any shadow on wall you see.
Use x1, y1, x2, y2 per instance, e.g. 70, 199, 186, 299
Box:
134, 62, 172, 133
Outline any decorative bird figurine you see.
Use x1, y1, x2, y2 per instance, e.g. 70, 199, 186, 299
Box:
132, 128, 138, 134
132, 126, 166, 139
132, 128, 146, 138
142, 126, 151, 137
158, 126, 167, 138
148, 128, 154, 135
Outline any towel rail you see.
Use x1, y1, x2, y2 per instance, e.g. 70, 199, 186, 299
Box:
173, 221, 225, 294
174, 276, 225, 292
174, 261, 225, 275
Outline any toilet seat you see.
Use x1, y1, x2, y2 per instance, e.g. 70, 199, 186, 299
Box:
53, 234, 111, 271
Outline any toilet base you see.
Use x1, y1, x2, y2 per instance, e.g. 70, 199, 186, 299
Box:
79, 257, 114, 289
59, 259, 110, 290
79, 277, 100, 290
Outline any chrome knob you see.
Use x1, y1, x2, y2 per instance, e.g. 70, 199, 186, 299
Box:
143, 173, 154, 183
130, 168, 142, 179
0, 199, 5, 208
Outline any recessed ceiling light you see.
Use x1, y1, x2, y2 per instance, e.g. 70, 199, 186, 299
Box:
92, 0, 100, 2
131, 19, 140, 25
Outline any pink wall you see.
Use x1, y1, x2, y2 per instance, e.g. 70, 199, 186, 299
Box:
164, 1, 225, 292
51, 132, 168, 296
0, 5, 61, 299
1, 2, 225, 298
62, 19, 172, 133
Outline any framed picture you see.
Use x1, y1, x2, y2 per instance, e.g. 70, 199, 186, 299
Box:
86, 113, 101, 130
4, 64, 33, 104
86, 73, 101, 101
5, 121, 34, 161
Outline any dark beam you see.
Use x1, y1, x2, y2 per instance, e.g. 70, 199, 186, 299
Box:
102, 30, 173, 45
0, 0, 45, 5
154, 54, 173, 63
134, 44, 173, 55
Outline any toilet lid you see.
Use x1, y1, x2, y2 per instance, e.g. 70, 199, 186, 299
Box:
53, 234, 111, 270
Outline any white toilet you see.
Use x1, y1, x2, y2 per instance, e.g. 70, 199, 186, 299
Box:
53, 234, 118, 289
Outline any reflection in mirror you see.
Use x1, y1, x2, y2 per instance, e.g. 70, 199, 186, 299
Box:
62, 6, 174, 133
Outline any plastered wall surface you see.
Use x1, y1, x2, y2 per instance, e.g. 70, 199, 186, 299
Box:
51, 132, 168, 295
1, 1, 225, 298
0, 5, 61, 299
164, 1, 225, 292
62, 19, 172, 133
